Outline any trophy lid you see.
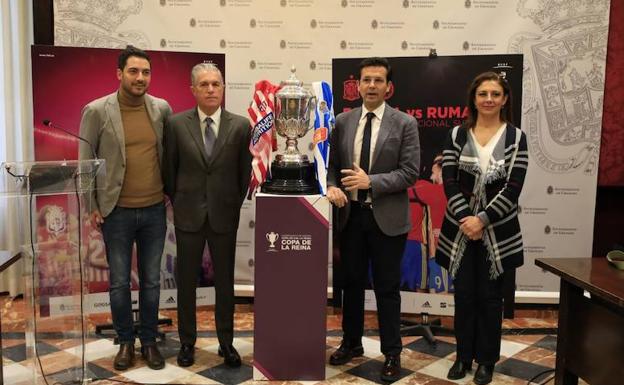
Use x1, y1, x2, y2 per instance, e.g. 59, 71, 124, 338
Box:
276, 66, 311, 99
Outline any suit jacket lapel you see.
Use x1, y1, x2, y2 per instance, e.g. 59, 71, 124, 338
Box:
144, 95, 164, 162
346, 107, 361, 166
208, 109, 234, 167
105, 93, 126, 163
144, 96, 162, 140
371, 103, 393, 167
185, 109, 210, 168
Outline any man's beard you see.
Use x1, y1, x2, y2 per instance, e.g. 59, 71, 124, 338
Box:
123, 82, 147, 97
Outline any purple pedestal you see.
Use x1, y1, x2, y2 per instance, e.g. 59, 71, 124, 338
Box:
253, 194, 330, 381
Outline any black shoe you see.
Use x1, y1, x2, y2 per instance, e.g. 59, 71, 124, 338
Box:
113, 343, 135, 371
380, 354, 401, 382
218, 345, 242, 367
329, 340, 364, 365
474, 364, 494, 385
141, 345, 165, 370
177, 343, 195, 367
447, 360, 472, 380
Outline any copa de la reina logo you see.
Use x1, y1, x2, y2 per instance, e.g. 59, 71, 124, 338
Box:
266, 232, 312, 252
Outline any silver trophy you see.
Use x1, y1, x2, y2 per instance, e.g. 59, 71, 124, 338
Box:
262, 67, 319, 194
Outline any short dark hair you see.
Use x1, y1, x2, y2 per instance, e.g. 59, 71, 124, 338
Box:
117, 45, 151, 71
464, 71, 513, 129
358, 57, 393, 82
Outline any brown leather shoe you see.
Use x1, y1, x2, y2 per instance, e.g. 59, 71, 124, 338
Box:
141, 345, 165, 370
329, 341, 364, 365
380, 354, 401, 382
113, 343, 135, 371
218, 345, 242, 367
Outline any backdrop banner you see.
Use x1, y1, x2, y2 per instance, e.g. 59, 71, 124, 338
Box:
333, 54, 523, 314
52, 0, 611, 297
31, 45, 226, 315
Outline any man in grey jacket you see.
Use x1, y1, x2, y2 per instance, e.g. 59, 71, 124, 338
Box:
326, 57, 420, 382
79, 46, 172, 371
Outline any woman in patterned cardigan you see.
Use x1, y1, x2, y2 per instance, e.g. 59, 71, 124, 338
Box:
435, 72, 528, 385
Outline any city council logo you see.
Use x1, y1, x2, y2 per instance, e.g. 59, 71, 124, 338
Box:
160, 38, 167, 48
189, 18, 196, 27
465, 0, 471, 8
403, 0, 409, 8
433, 20, 439, 29
220, 0, 226, 6
309, 60, 317, 70
371, 19, 378, 29
462, 41, 470, 51
220, 39, 226, 48
249, 60, 257, 70
160, 0, 166, 6
401, 40, 408, 50
341, 0, 348, 7
250, 18, 257, 28
310, 19, 317, 28
340, 40, 347, 49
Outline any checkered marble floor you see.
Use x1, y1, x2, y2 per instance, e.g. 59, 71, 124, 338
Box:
1, 298, 576, 385
2, 329, 569, 385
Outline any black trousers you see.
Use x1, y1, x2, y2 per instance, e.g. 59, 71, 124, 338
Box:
175, 219, 237, 347
340, 203, 407, 356
453, 240, 504, 365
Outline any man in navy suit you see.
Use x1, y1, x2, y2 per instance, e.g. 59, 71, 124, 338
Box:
327, 57, 420, 382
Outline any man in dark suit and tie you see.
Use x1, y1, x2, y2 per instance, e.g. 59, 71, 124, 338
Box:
163, 63, 252, 368
326, 57, 420, 382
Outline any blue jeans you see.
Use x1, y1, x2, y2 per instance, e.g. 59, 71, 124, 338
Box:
101, 202, 166, 346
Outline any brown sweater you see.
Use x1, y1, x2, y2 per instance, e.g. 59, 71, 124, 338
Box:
117, 92, 164, 208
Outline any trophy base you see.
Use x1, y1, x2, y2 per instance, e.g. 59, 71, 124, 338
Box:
261, 162, 319, 195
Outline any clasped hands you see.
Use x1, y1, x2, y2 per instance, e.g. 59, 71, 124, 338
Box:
326, 163, 370, 208
460, 216, 484, 240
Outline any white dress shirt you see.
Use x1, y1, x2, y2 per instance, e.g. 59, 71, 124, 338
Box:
350, 103, 386, 202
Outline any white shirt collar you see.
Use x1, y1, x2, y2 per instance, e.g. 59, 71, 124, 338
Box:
360, 102, 386, 121
197, 106, 222, 128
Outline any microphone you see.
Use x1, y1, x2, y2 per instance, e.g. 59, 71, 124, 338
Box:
29, 119, 102, 192
42, 119, 98, 161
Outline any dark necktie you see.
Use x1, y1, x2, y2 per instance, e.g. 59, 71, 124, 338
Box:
204, 117, 216, 158
358, 112, 375, 203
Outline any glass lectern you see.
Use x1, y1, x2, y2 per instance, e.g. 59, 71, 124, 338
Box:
1, 159, 104, 385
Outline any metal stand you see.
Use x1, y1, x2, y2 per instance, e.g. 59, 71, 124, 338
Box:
400, 312, 454, 345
